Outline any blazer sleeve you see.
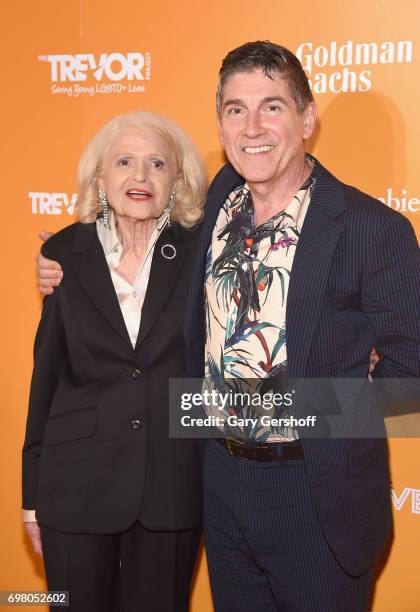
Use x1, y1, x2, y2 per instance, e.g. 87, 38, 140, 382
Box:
361, 212, 420, 380
22, 244, 67, 511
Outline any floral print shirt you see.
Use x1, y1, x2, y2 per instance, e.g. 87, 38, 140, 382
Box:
204, 167, 316, 442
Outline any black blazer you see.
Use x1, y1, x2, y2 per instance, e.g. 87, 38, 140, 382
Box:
22, 221, 202, 534
185, 157, 420, 576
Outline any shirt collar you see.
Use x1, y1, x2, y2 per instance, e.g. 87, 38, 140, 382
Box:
235, 153, 316, 229
96, 209, 120, 256
96, 208, 170, 262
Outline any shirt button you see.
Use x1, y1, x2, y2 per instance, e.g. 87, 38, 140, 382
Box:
131, 368, 141, 379
113, 245, 119, 253
133, 291, 137, 298
131, 418, 141, 430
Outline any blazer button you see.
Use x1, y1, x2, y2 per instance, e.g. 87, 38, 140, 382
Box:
131, 368, 141, 379
131, 419, 142, 430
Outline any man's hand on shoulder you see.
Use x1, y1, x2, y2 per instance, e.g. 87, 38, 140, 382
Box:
37, 231, 63, 295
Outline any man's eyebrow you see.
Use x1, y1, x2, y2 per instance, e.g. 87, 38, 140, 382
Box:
222, 95, 289, 110
261, 95, 289, 107
222, 98, 244, 109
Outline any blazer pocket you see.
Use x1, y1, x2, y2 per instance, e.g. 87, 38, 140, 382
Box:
41, 405, 98, 447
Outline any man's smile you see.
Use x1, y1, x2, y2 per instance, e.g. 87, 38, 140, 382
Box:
242, 145, 276, 154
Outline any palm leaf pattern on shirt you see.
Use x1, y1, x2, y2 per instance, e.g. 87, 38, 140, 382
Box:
204, 169, 317, 440
211, 190, 296, 364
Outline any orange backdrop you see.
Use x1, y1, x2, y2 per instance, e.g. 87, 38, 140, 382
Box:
1, 0, 419, 609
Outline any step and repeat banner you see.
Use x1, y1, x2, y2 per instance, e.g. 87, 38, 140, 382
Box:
1, 0, 419, 609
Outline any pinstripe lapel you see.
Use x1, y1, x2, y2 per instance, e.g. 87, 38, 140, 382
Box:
199, 164, 244, 275
286, 161, 346, 378
185, 164, 243, 368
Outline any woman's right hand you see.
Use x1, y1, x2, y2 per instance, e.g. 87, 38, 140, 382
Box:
24, 521, 43, 556
37, 231, 63, 295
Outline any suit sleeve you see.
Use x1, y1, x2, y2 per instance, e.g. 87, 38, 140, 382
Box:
22, 244, 67, 511
361, 212, 420, 379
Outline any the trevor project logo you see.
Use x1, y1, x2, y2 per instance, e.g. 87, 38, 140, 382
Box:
391, 487, 420, 514
38, 52, 152, 97
29, 192, 77, 215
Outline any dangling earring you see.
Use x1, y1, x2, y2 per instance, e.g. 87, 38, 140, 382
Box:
166, 191, 176, 228
98, 187, 110, 230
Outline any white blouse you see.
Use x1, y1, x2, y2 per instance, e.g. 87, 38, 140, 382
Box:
96, 210, 169, 348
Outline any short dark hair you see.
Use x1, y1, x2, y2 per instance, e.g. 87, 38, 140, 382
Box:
217, 40, 314, 114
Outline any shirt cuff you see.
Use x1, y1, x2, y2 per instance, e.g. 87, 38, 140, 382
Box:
22, 509, 37, 522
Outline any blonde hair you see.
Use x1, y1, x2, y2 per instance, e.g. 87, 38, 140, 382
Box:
76, 112, 207, 228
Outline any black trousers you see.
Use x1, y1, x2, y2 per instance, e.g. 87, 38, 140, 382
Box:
202, 438, 373, 612
39, 519, 202, 612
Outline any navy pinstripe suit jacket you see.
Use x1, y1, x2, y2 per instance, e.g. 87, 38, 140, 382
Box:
185, 156, 419, 576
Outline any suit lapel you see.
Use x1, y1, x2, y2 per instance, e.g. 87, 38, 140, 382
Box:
199, 164, 244, 267
68, 222, 133, 347
286, 161, 346, 377
184, 164, 244, 374
135, 225, 189, 350
187, 164, 244, 321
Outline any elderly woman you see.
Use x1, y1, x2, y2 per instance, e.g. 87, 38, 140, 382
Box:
22, 112, 207, 612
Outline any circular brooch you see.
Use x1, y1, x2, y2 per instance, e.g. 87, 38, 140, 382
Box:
161, 244, 177, 260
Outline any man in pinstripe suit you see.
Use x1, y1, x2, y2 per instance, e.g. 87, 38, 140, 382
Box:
185, 41, 419, 611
